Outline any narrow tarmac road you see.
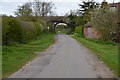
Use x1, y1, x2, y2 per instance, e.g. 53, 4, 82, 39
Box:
9, 33, 114, 78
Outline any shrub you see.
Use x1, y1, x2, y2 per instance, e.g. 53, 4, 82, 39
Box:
2, 18, 23, 45
90, 7, 118, 42
2, 16, 10, 38
34, 22, 42, 36
75, 26, 82, 34
2, 16, 46, 45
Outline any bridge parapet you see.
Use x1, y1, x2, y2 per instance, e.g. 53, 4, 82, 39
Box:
47, 16, 68, 22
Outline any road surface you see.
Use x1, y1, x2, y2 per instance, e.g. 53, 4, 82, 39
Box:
9, 33, 114, 78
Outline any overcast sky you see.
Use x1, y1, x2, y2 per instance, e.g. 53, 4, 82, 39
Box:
0, 0, 120, 16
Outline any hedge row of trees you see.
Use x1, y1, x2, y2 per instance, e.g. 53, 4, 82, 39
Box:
2, 16, 50, 45
2, 0, 56, 45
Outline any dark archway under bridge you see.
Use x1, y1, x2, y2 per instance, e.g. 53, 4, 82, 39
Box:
53, 21, 68, 30
46, 16, 69, 32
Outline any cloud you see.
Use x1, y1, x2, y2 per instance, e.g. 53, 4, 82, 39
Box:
1, 0, 28, 2
49, 0, 81, 3
1, 0, 120, 16
1, 0, 119, 3
1, 0, 81, 3
1, 2, 25, 16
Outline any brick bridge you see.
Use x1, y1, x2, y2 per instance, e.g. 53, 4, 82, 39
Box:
46, 16, 69, 31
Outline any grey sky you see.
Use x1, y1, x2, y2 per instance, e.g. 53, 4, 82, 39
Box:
0, 0, 120, 16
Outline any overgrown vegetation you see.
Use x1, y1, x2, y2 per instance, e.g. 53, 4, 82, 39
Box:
2, 16, 44, 45
73, 34, 118, 76
15, 2, 33, 22
2, 0, 56, 78
75, 26, 82, 35
2, 33, 55, 78
67, 0, 118, 43
90, 6, 118, 42
79, 1, 99, 23
67, 0, 100, 33
2, 17, 23, 45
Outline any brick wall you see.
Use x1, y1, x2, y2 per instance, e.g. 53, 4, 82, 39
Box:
84, 27, 99, 39
83, 27, 88, 38
92, 28, 99, 39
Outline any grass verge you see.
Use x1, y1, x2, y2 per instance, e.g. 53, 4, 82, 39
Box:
2, 33, 55, 78
73, 34, 118, 76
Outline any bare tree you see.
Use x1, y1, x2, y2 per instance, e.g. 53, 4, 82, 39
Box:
32, 0, 55, 19
43, 2, 55, 16
32, 0, 42, 19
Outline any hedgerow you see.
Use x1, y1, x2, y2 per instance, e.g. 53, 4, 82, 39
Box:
2, 16, 43, 45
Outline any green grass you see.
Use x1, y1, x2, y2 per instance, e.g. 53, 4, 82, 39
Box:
73, 35, 118, 76
2, 33, 55, 78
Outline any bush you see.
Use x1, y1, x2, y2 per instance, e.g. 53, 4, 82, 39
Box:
2, 17, 23, 45
20, 21, 43, 42
2, 16, 10, 38
75, 26, 82, 34
90, 7, 118, 42
34, 22, 42, 36
37, 19, 49, 33
20, 21, 35, 42
2, 16, 44, 45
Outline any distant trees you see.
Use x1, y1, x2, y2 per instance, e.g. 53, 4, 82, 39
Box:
75, 16, 84, 26
67, 10, 76, 31
79, 0, 99, 23
15, 2, 33, 21
69, 10, 85, 26
32, 0, 55, 19
67, 9, 84, 32
67, 0, 100, 32
32, 0, 41, 20
101, 1, 108, 8
14, 0, 56, 34
15, 0, 55, 21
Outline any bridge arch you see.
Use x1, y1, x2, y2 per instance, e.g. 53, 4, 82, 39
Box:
53, 22, 68, 28
47, 16, 69, 32
53, 21, 69, 32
